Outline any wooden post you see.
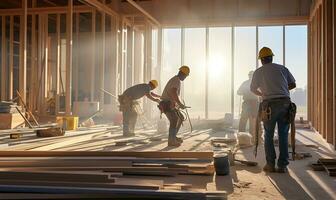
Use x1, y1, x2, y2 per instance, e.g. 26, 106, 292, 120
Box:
19, 0, 27, 104
74, 13, 79, 102
55, 14, 61, 114
1, 16, 6, 101
333, 0, 336, 148
9, 16, 13, 100
100, 9, 106, 106
90, 10, 96, 102
30, 12, 36, 112
65, 0, 73, 115
325, 0, 333, 144
205, 27, 209, 119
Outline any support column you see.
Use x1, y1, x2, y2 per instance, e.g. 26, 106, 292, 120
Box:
90, 10, 96, 101
9, 16, 13, 100
55, 14, 61, 114
100, 10, 106, 106
231, 26, 235, 116
65, 0, 73, 115
205, 27, 209, 119
1, 16, 6, 100
19, 0, 27, 103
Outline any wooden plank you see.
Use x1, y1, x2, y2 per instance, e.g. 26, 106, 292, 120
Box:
0, 6, 93, 16
65, 0, 73, 115
30, 13, 36, 112
1, 16, 6, 101
19, 0, 27, 104
100, 7, 106, 106
0, 151, 214, 159
126, 0, 160, 26
0, 171, 112, 182
81, 0, 119, 17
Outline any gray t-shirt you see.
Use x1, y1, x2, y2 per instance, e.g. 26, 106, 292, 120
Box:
122, 83, 150, 100
237, 79, 258, 101
161, 75, 181, 101
250, 63, 296, 100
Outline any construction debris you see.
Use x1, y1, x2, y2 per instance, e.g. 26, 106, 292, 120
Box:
0, 151, 226, 199
311, 158, 336, 176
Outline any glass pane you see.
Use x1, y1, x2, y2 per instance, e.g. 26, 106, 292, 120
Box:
184, 28, 206, 119
208, 27, 232, 119
161, 28, 181, 91
258, 26, 283, 65
234, 27, 256, 118
285, 25, 308, 119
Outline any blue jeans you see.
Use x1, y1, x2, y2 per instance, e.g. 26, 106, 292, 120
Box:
263, 101, 290, 168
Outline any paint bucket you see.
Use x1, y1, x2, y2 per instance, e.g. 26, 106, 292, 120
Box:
214, 153, 230, 176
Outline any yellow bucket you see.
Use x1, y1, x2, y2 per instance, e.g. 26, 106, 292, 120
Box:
56, 116, 78, 131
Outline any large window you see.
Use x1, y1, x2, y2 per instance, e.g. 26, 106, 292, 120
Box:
258, 26, 283, 65
161, 29, 181, 90
285, 25, 308, 118
183, 28, 206, 118
234, 27, 256, 117
161, 25, 308, 120
208, 27, 232, 119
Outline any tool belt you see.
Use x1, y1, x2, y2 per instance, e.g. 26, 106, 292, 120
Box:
158, 100, 185, 121
118, 95, 136, 112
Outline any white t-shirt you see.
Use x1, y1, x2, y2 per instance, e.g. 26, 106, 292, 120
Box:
161, 75, 181, 102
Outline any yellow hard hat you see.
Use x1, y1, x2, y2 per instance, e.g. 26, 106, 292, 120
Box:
179, 65, 190, 76
258, 47, 274, 59
149, 80, 158, 88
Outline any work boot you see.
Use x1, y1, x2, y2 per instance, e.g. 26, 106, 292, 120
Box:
263, 164, 275, 172
176, 137, 183, 143
168, 139, 181, 147
123, 132, 135, 137
276, 167, 288, 173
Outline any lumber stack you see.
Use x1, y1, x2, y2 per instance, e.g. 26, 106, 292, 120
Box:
0, 151, 226, 199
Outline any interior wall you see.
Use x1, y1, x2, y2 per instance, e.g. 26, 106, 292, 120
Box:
308, 0, 336, 149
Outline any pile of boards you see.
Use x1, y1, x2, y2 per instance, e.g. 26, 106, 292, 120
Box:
311, 158, 336, 176
0, 151, 226, 200
0, 101, 21, 114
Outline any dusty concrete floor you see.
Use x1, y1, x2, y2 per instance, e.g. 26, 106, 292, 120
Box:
1, 122, 335, 200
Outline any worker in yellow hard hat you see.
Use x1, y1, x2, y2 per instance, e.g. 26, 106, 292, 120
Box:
118, 80, 161, 137
159, 65, 190, 147
250, 47, 296, 173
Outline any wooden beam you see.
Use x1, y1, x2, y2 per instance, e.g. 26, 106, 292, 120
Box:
55, 14, 61, 114
100, 6, 106, 106
65, 0, 73, 115
29, 13, 36, 112
1, 16, 6, 101
0, 5, 93, 16
74, 13, 80, 102
125, 0, 160, 26
90, 10, 96, 101
80, 0, 119, 17
8, 16, 13, 100
19, 0, 27, 103
325, 0, 333, 144
0, 151, 214, 159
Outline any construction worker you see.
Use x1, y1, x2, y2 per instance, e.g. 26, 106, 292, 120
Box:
250, 47, 296, 173
118, 80, 161, 137
237, 70, 259, 142
159, 66, 190, 147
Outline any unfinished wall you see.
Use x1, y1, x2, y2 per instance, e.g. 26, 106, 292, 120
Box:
308, 0, 336, 149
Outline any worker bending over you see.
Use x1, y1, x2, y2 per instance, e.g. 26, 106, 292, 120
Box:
250, 47, 296, 173
118, 80, 161, 137
159, 66, 190, 147
237, 70, 259, 142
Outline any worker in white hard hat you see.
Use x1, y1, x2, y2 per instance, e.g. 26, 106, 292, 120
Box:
159, 66, 190, 147
237, 70, 259, 142
250, 47, 296, 173
118, 80, 161, 137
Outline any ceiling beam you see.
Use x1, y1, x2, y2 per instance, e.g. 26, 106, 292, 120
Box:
80, 0, 119, 18
126, 0, 160, 26
0, 5, 93, 15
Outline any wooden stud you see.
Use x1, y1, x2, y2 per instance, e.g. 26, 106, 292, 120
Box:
8, 16, 13, 100
100, 7, 106, 106
205, 27, 209, 119
1, 16, 6, 101
90, 10, 96, 102
74, 13, 79, 102
55, 14, 61, 114
19, 0, 27, 104
30, 13, 36, 112
65, 0, 73, 115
